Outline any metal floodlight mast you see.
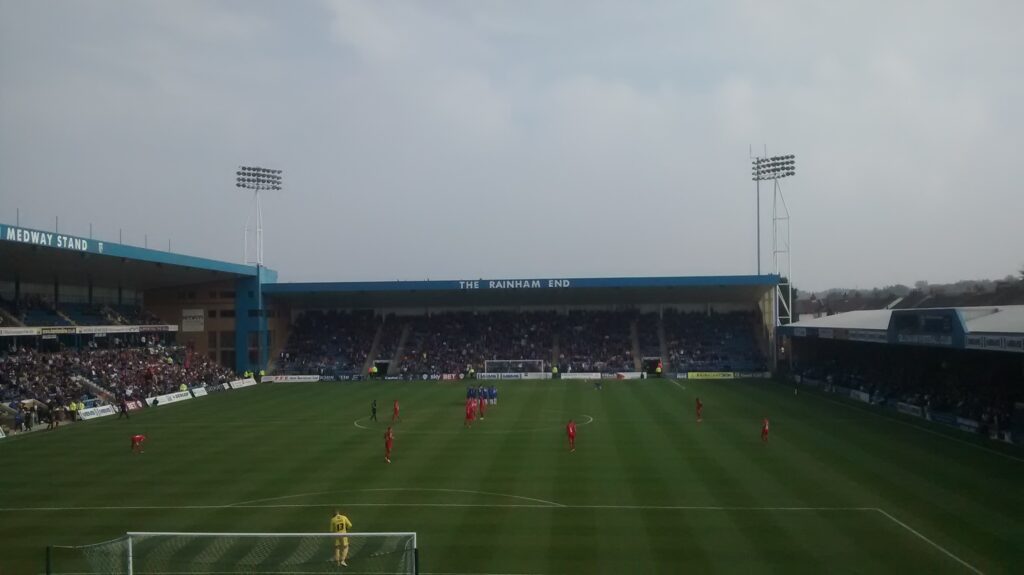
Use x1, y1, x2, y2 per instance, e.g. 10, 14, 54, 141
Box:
750, 154, 796, 275
236, 165, 283, 267
749, 153, 796, 342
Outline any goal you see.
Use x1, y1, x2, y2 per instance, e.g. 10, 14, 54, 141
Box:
484, 359, 545, 373
47, 531, 418, 574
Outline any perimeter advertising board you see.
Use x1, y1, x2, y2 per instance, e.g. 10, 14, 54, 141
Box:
78, 405, 116, 420
145, 391, 192, 407
687, 372, 735, 380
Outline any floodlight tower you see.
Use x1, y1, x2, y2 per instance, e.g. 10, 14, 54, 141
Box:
751, 154, 795, 326
236, 166, 282, 267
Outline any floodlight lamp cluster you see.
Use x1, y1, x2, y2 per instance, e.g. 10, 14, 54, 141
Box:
751, 155, 795, 181
236, 166, 283, 190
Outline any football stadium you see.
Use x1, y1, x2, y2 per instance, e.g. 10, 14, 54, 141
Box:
0, 220, 1021, 574
3, 3, 1024, 574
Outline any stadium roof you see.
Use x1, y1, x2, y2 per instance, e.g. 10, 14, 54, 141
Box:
787, 309, 892, 331
0, 222, 262, 289
788, 306, 1024, 336
264, 274, 779, 308
962, 306, 1024, 335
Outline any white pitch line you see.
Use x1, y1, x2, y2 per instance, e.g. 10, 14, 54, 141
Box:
809, 392, 1024, 464
874, 508, 983, 575
667, 378, 686, 391
45, 568, 548, 572
0, 503, 877, 512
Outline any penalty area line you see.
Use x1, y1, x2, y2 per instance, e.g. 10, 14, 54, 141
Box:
874, 508, 983, 575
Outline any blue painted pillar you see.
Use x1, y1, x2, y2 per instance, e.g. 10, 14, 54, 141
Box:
234, 267, 271, 375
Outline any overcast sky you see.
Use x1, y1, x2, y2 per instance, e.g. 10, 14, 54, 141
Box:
1, 1, 1021, 291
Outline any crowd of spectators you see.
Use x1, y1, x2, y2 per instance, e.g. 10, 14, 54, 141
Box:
400, 313, 484, 376
556, 310, 635, 372
276, 310, 379, 376
276, 308, 765, 376
792, 340, 1018, 438
400, 311, 556, 376
1, 341, 234, 432
664, 310, 765, 372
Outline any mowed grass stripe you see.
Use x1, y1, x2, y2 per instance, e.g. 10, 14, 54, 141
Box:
704, 379, 1022, 572
1, 379, 1019, 574
644, 381, 815, 572
619, 381, 722, 571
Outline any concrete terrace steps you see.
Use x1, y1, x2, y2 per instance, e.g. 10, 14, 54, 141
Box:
388, 324, 412, 376
362, 321, 386, 376
630, 320, 642, 372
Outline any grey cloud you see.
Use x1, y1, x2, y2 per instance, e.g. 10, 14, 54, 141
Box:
1, 0, 1021, 291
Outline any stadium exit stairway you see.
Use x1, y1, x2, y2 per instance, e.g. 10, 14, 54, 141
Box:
658, 318, 670, 373
0, 307, 24, 327
630, 320, 643, 371
362, 321, 386, 375
72, 375, 114, 401
387, 324, 412, 376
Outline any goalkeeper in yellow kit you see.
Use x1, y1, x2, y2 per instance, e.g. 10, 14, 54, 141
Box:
330, 509, 353, 566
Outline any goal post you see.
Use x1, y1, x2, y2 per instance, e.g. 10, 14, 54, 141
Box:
484, 359, 545, 373
47, 531, 418, 574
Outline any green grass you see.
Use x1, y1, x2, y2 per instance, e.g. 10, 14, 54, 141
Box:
1, 378, 1021, 574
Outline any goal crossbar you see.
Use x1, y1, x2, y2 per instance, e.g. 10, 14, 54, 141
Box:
49, 531, 418, 575
128, 531, 416, 542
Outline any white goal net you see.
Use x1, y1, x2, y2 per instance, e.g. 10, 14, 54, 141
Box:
484, 359, 545, 373
47, 531, 418, 574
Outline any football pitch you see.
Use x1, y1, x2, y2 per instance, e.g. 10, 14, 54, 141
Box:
1, 378, 1021, 574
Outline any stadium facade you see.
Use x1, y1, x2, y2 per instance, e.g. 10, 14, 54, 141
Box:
0, 222, 779, 375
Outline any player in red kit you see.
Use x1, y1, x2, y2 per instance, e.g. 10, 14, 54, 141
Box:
566, 419, 576, 452
130, 434, 146, 454
477, 395, 486, 420
464, 399, 475, 428
392, 400, 400, 423
384, 426, 394, 463
761, 417, 770, 442
696, 397, 703, 423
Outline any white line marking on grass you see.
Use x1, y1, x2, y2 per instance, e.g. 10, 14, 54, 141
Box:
48, 568, 548, 572
229, 488, 565, 508
667, 378, 686, 391
809, 393, 1024, 464
0, 503, 875, 512
874, 508, 983, 574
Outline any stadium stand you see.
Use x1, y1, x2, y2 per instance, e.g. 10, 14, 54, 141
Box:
783, 306, 1024, 442
555, 310, 635, 373
1, 343, 234, 430
109, 304, 162, 325
60, 303, 112, 326
637, 312, 661, 358
275, 308, 766, 377
792, 339, 1019, 439
0, 295, 161, 327
664, 310, 765, 373
276, 310, 379, 376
